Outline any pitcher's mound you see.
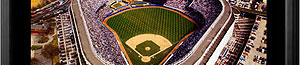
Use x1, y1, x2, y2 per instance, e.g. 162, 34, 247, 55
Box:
145, 47, 151, 51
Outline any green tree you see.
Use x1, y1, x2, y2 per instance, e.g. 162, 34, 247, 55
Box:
31, 58, 40, 65
37, 4, 43, 8
46, 1, 50, 4
41, 44, 59, 59
55, 62, 61, 65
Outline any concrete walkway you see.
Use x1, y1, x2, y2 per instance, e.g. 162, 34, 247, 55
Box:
70, 0, 105, 64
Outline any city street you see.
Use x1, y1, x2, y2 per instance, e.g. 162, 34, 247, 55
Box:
31, 0, 71, 25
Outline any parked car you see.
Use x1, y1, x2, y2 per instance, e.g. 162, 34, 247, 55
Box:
253, 25, 259, 30
245, 47, 251, 52
238, 62, 244, 65
250, 36, 256, 40
247, 43, 254, 48
264, 30, 267, 35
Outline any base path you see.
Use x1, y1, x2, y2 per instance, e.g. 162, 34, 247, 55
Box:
71, 0, 105, 65
125, 34, 172, 51
181, 0, 232, 64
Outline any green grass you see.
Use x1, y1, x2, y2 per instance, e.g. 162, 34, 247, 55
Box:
112, 3, 122, 8
124, 44, 176, 65
50, 35, 59, 65
106, 7, 197, 64
135, 4, 144, 6
31, 46, 43, 50
38, 36, 49, 43
136, 41, 160, 56
52, 56, 59, 65
133, 1, 147, 3
50, 35, 58, 46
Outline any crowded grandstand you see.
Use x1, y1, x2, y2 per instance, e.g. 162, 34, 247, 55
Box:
163, 0, 222, 64
79, 0, 127, 64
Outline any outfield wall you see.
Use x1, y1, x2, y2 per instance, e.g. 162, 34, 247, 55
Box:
103, 4, 202, 24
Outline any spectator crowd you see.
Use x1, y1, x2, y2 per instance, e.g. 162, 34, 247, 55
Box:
79, 0, 127, 64
164, 0, 189, 10
164, 0, 222, 64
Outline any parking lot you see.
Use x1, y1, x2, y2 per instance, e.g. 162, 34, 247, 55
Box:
56, 12, 82, 65
228, 0, 267, 12
237, 16, 267, 65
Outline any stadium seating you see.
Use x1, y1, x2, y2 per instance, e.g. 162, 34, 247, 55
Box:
79, 0, 127, 64
164, 0, 222, 64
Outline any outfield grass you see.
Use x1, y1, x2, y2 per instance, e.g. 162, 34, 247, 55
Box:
106, 7, 198, 64
107, 8, 197, 44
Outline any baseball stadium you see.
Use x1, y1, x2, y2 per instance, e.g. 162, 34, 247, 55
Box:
73, 0, 223, 64
103, 4, 201, 64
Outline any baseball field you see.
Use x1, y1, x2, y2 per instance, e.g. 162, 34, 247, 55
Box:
103, 6, 199, 65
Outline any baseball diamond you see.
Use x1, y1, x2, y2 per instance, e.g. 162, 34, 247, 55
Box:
103, 6, 200, 65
